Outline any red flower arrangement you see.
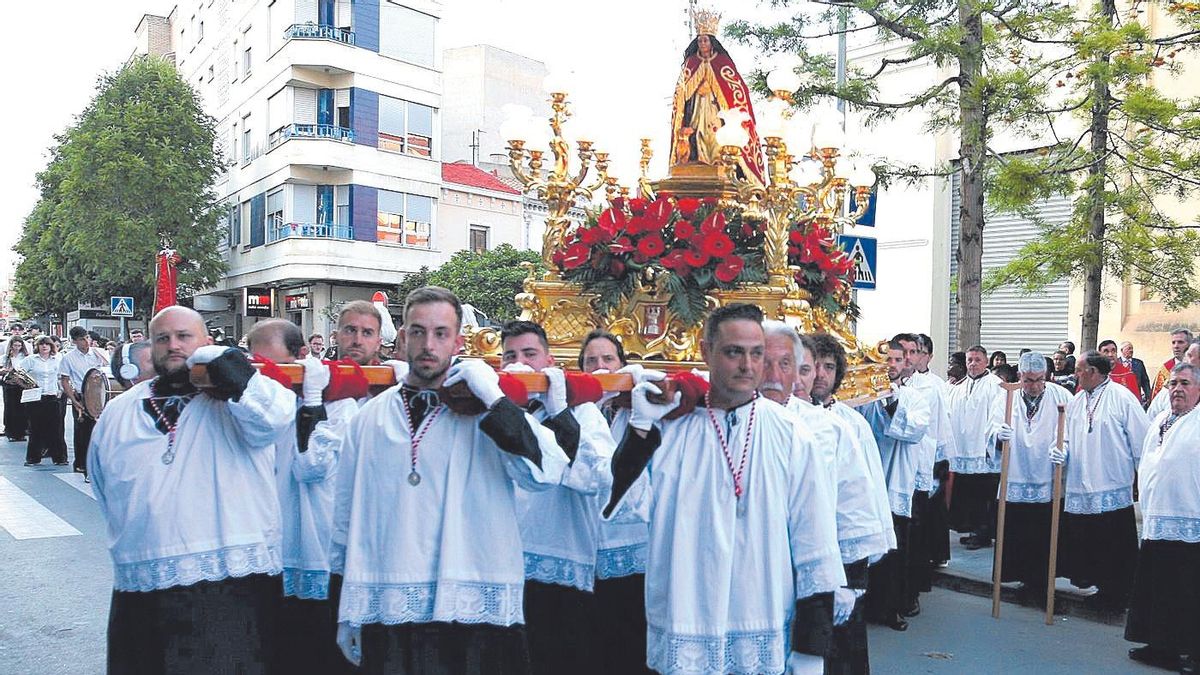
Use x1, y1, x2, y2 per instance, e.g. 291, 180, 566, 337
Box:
559, 195, 859, 327
559, 196, 766, 327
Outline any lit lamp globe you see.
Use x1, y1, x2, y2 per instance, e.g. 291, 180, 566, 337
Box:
500, 115, 532, 147
848, 160, 877, 189
757, 98, 789, 141
811, 117, 846, 153
543, 70, 573, 97
790, 157, 824, 186
766, 67, 803, 99
715, 121, 750, 151
785, 114, 814, 155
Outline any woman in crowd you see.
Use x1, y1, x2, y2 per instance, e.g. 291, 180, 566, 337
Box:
1, 337, 29, 442
20, 336, 68, 466
989, 350, 1009, 371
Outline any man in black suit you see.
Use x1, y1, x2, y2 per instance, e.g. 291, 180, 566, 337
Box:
1120, 340, 1152, 406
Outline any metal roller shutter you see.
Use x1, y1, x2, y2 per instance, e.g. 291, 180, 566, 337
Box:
949, 172, 1071, 358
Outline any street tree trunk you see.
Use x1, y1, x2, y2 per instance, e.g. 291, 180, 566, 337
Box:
1080, 0, 1115, 351
956, 1, 986, 350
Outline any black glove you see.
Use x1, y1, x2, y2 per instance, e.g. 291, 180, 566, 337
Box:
188, 346, 256, 401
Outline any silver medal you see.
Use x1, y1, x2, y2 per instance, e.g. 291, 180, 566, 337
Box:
407, 470, 421, 486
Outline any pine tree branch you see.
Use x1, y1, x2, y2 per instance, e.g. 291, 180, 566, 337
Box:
812, 75, 959, 110
987, 10, 1073, 45
1110, 142, 1200, 188
813, 0, 928, 42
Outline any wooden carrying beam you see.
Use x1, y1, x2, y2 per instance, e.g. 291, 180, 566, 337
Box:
191, 363, 636, 393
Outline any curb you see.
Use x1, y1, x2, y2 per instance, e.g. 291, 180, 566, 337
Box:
931, 569, 1127, 627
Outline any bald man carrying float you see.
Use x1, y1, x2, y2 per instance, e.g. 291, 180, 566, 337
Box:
88, 306, 297, 674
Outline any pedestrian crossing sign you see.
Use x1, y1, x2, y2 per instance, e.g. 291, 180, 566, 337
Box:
837, 235, 877, 290
110, 296, 134, 317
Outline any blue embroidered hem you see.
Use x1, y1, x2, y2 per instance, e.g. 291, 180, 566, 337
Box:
596, 542, 647, 580
113, 542, 282, 592
948, 455, 1001, 474
283, 567, 330, 600
839, 531, 891, 565
523, 552, 595, 591
1006, 481, 1052, 503
647, 624, 785, 675
1065, 486, 1133, 514
888, 490, 912, 518
794, 558, 841, 600
915, 471, 934, 492
339, 579, 524, 627
1144, 516, 1200, 543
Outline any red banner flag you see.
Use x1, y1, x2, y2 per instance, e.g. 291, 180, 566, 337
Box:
153, 249, 182, 315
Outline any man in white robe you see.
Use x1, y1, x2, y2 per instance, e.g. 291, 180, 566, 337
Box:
332, 287, 570, 673
946, 345, 1007, 549
994, 352, 1072, 604
761, 322, 891, 674
856, 339, 931, 631
605, 303, 844, 675
1052, 350, 1150, 611
499, 320, 615, 675
1126, 362, 1200, 672
89, 306, 296, 674
910, 333, 955, 569
578, 330, 655, 675
246, 317, 370, 673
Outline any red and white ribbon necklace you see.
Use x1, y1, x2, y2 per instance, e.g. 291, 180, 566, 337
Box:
705, 392, 758, 499
398, 391, 445, 486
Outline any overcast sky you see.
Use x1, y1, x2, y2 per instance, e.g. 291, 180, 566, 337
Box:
0, 0, 803, 286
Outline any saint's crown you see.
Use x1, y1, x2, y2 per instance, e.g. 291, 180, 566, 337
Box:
692, 8, 721, 37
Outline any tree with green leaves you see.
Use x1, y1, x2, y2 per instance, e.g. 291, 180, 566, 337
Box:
985, 0, 1200, 349
393, 245, 545, 323
13, 56, 227, 323
728, 0, 1072, 349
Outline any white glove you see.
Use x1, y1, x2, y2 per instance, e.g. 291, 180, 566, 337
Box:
786, 651, 824, 675
501, 362, 535, 373
543, 367, 568, 416
1049, 442, 1067, 465
185, 345, 234, 367
630, 381, 681, 432
300, 356, 330, 407
384, 359, 409, 385
833, 587, 858, 626
591, 369, 621, 405
995, 423, 1014, 443
336, 622, 362, 666
689, 368, 710, 382
444, 360, 504, 408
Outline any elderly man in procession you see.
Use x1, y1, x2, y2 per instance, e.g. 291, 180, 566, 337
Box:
760, 321, 892, 674
945, 346, 1008, 550
1052, 350, 1150, 611
1126, 362, 1200, 673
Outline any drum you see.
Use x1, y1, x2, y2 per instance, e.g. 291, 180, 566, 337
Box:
3, 368, 38, 390
81, 368, 110, 420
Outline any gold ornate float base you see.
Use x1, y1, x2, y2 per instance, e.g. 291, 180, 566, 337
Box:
464, 268, 889, 404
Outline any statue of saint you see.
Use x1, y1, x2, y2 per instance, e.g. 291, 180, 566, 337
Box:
669, 10, 766, 186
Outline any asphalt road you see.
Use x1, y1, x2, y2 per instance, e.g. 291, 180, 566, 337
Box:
0, 421, 1162, 675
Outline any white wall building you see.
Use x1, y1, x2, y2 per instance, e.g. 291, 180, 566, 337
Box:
437, 162, 524, 254
135, 0, 447, 339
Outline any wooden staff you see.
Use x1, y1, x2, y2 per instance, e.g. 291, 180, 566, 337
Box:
992, 382, 1021, 619
1045, 403, 1067, 625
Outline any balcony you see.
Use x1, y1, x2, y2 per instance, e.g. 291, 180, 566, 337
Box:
268, 221, 354, 243
268, 124, 355, 150
284, 23, 355, 46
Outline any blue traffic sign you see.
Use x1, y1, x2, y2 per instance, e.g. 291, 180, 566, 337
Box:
855, 188, 877, 227
110, 296, 134, 317
837, 235, 877, 290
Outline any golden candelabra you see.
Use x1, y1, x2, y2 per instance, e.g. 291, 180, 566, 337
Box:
506, 92, 609, 281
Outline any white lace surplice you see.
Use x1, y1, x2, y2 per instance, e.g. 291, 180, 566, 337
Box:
856, 387, 931, 518
596, 408, 649, 579
518, 401, 614, 591
333, 387, 568, 628
1140, 408, 1200, 542
606, 399, 845, 675
277, 397, 363, 600
908, 372, 956, 490
787, 397, 891, 565
991, 383, 1072, 503
1062, 380, 1150, 514
827, 402, 898, 552
946, 373, 1007, 474
88, 374, 296, 591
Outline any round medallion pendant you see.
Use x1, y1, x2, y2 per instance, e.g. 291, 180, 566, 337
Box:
407, 470, 421, 486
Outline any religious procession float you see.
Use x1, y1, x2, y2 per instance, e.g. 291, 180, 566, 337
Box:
463, 9, 889, 403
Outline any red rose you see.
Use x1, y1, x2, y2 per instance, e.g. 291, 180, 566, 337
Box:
610, 259, 626, 276
628, 198, 648, 215
562, 243, 590, 269
701, 232, 735, 258
715, 255, 745, 283
637, 233, 666, 258
677, 197, 701, 218
700, 211, 727, 235
645, 197, 673, 231
673, 222, 695, 240
598, 208, 627, 234
610, 236, 634, 254
683, 247, 710, 267
789, 230, 805, 244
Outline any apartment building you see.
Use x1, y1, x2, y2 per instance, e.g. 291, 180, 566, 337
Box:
134, 0, 447, 337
